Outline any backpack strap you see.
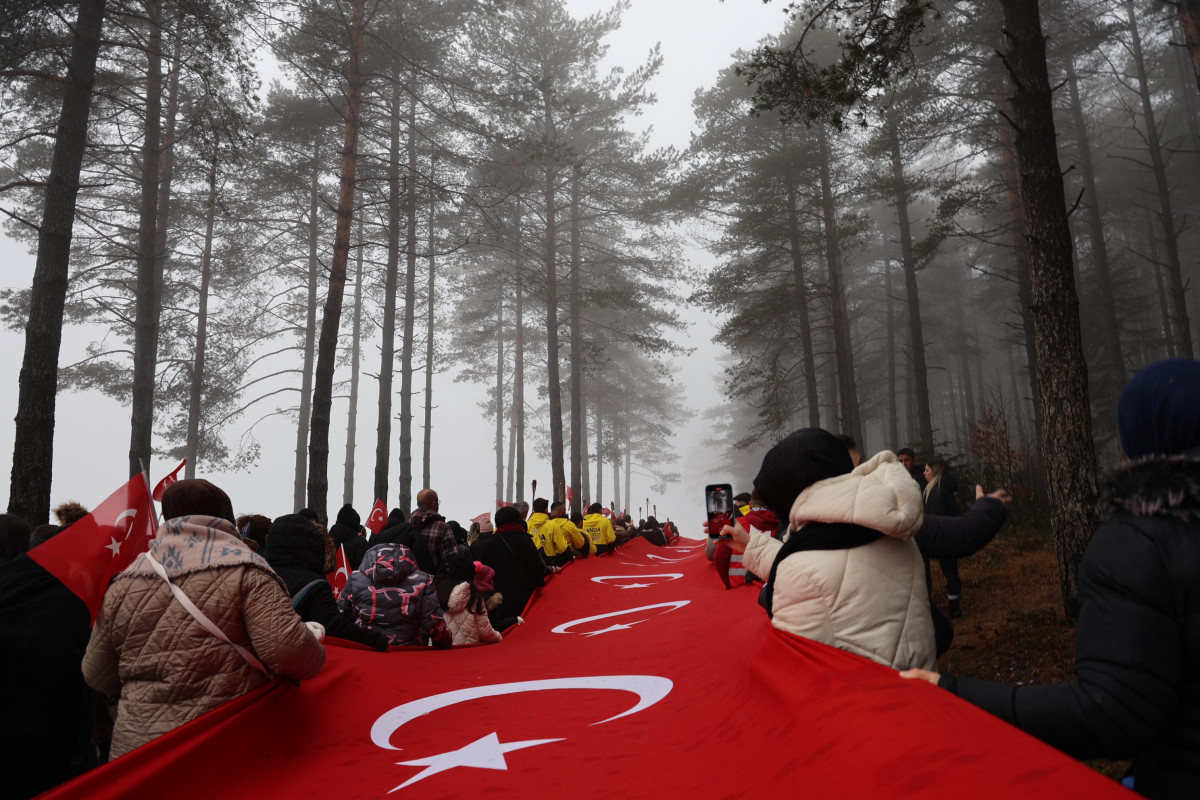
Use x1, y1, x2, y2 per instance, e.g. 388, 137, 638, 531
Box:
291, 578, 329, 609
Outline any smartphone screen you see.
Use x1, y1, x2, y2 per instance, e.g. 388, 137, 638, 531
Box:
704, 483, 734, 538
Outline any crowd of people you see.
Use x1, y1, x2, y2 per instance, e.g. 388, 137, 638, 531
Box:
0, 481, 680, 798
3, 357, 1198, 798
705, 358, 1200, 799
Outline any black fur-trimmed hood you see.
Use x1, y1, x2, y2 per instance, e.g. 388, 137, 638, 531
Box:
1106, 451, 1200, 524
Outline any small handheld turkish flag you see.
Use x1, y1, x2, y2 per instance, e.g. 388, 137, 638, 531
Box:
327, 545, 350, 600
365, 499, 388, 536
151, 458, 187, 502
28, 473, 158, 622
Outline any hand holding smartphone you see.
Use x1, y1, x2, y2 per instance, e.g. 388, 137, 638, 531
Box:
705, 483, 734, 539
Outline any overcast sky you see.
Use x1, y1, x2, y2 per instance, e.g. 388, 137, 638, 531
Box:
0, 0, 791, 536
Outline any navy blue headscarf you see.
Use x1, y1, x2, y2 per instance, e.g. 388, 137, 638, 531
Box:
1118, 359, 1200, 459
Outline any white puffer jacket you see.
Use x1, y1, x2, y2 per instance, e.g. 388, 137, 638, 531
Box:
444, 583, 503, 646
742, 451, 936, 670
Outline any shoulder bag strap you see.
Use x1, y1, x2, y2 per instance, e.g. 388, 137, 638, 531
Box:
144, 552, 273, 679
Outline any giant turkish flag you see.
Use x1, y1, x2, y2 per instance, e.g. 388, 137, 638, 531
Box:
41, 538, 1127, 798
28, 474, 157, 623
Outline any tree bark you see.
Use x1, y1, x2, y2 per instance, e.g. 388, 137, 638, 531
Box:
1177, 0, 1200, 95
1001, 0, 1100, 617
884, 257, 899, 448
568, 165, 583, 515
1126, 0, 1193, 358
374, 76, 402, 506
886, 112, 933, 453
782, 132, 820, 427
1065, 55, 1125, 414
185, 155, 218, 480
495, 300, 505, 503
294, 143, 320, 512
542, 92, 566, 504
594, 403, 603, 504
514, 216, 526, 502
8, 0, 107, 524
343, 207, 365, 505
422, 155, 436, 489
306, 0, 366, 522
398, 89, 418, 508
129, 0, 163, 478
1146, 209, 1176, 359
815, 124, 863, 446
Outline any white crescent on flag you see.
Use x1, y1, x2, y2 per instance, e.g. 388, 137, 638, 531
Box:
372, 675, 674, 792
550, 602, 691, 636
590, 573, 683, 589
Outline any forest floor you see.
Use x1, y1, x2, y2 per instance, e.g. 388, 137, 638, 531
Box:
928, 523, 1129, 783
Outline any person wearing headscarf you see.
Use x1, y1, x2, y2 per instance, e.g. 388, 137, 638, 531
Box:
727, 428, 934, 670
263, 514, 390, 652
81, 480, 326, 760
902, 359, 1200, 799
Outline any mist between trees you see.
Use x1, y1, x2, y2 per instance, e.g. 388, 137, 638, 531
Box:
2, 0, 1198, 615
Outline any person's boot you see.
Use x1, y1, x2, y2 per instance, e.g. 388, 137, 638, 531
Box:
948, 597, 963, 618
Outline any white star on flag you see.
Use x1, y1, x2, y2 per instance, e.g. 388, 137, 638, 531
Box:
390, 732, 563, 792
104, 537, 121, 557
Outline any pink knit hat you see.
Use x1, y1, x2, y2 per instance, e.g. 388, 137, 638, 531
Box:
473, 561, 496, 592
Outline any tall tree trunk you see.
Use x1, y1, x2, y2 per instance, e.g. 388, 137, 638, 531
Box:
815, 124, 863, 446
343, 207, 365, 505
1001, 0, 1100, 617
1126, 0, 1193, 357
594, 404, 603, 505
374, 76, 402, 506
1065, 55, 1125, 416
506, 398, 517, 502
307, 0, 366, 521
1173, 30, 1200, 156
398, 90, 418, 507
422, 155, 436, 489
782, 136, 820, 427
1177, 0, 1200, 94
998, 111, 1044, 454
568, 165, 584, 515
612, 440, 621, 512
1146, 209, 1176, 359
295, 144, 320, 512
185, 155, 218, 480
129, 1, 164, 478
886, 112, 933, 453
9, 0, 107, 524
624, 429, 631, 518
884, 257, 899, 448
495, 301, 505, 503
514, 220, 526, 502
542, 94, 566, 504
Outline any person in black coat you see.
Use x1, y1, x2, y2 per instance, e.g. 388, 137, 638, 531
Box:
328, 504, 370, 571
470, 506, 547, 629
263, 514, 389, 652
902, 358, 1200, 800
922, 459, 964, 617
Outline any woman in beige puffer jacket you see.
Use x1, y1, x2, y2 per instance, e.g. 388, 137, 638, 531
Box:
83, 480, 325, 758
731, 429, 935, 671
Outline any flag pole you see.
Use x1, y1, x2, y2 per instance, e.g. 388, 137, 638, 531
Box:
139, 459, 162, 531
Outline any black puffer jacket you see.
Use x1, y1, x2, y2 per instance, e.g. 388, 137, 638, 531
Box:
263, 515, 389, 652
915, 497, 1007, 560
328, 522, 369, 572
470, 522, 546, 623
941, 456, 1200, 798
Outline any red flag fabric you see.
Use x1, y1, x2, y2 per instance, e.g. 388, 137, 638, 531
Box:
364, 499, 388, 536
326, 545, 350, 601
566, 486, 574, 506
150, 458, 186, 502
28, 474, 157, 622
495, 500, 513, 509
42, 538, 1129, 799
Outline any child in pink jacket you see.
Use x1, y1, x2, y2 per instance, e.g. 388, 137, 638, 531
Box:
444, 562, 504, 645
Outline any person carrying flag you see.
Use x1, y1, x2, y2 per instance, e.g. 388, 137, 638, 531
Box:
82, 479, 327, 760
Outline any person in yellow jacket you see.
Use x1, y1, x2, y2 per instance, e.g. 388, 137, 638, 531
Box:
525, 498, 551, 551
582, 503, 617, 555
546, 501, 592, 559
